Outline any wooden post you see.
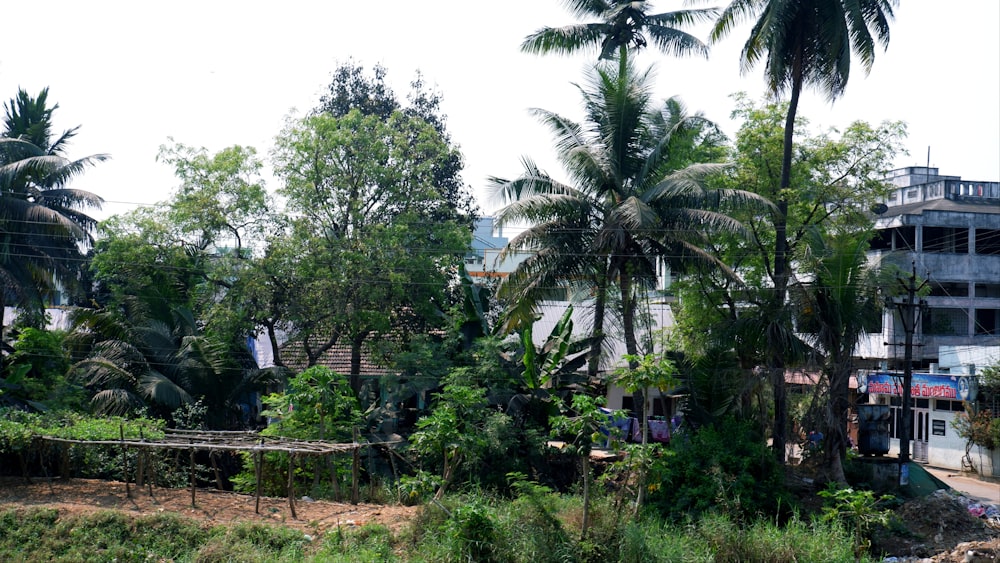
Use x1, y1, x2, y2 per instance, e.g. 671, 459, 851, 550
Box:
210, 450, 223, 490
60, 444, 70, 480
120, 424, 130, 498
287, 453, 297, 519
136, 451, 145, 489
351, 431, 360, 505
189, 444, 196, 508
254, 444, 263, 514
137, 429, 145, 489
328, 454, 341, 501
146, 447, 156, 500
39, 443, 55, 494
254, 451, 262, 513
146, 451, 155, 500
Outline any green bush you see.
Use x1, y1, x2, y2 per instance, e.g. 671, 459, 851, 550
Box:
649, 417, 791, 521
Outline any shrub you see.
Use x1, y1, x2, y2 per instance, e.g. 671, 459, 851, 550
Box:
648, 416, 790, 521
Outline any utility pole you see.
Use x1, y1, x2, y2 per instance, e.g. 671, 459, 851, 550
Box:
892, 262, 927, 486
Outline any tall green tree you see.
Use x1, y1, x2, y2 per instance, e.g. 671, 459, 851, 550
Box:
315, 62, 478, 229
672, 98, 905, 459
156, 142, 280, 345
272, 109, 470, 397
489, 56, 763, 378
708, 0, 897, 461
78, 144, 280, 427
0, 89, 105, 368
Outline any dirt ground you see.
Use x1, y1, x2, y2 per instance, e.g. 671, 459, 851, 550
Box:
0, 477, 420, 536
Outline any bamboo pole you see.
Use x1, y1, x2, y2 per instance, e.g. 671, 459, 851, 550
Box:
351, 430, 360, 505
254, 443, 263, 514
189, 444, 196, 508
120, 424, 130, 498
287, 453, 297, 519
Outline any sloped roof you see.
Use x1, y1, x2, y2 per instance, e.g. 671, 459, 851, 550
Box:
278, 337, 392, 377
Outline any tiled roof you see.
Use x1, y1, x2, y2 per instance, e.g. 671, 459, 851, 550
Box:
276, 337, 393, 377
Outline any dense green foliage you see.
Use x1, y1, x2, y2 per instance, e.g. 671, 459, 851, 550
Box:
0, 89, 105, 328
648, 417, 789, 521
0, 410, 164, 453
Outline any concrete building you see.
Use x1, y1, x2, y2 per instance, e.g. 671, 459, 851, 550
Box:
859, 166, 1000, 366
855, 167, 1000, 472
465, 217, 530, 281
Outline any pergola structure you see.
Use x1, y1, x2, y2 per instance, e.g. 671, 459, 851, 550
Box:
38, 428, 398, 519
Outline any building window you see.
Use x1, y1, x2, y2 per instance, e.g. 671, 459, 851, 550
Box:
934, 400, 965, 412
894, 226, 916, 251
976, 229, 1000, 255
923, 227, 969, 253
922, 308, 970, 336
975, 309, 1000, 336
869, 229, 892, 251
976, 284, 1000, 298
930, 282, 970, 298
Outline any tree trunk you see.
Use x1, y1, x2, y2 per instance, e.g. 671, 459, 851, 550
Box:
266, 322, 284, 368
587, 268, 608, 379
0, 288, 6, 375
620, 273, 639, 368
349, 331, 369, 397
825, 362, 851, 484
770, 49, 804, 465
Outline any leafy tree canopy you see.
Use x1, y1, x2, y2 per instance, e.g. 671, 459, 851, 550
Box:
315, 61, 478, 227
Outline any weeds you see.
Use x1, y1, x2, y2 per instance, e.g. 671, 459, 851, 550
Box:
0, 489, 875, 562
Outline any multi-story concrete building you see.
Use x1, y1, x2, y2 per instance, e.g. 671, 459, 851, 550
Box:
856, 167, 1000, 471
859, 166, 1000, 366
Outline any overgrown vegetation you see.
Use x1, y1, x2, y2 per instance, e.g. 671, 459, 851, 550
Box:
0, 492, 875, 563
0, 4, 940, 560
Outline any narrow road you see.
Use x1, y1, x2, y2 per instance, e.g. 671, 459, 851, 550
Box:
925, 466, 1000, 505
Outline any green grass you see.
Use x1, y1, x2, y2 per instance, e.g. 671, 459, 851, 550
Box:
0, 494, 875, 563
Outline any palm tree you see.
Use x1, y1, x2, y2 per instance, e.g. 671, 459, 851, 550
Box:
4, 87, 80, 155
522, 0, 718, 61
791, 227, 882, 483
708, 0, 896, 460
0, 89, 106, 369
66, 301, 276, 428
489, 55, 765, 378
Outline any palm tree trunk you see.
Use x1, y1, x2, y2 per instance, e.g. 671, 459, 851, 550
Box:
581, 454, 591, 540
0, 287, 6, 375
770, 48, 804, 464
826, 360, 851, 484
620, 275, 640, 368
587, 268, 608, 379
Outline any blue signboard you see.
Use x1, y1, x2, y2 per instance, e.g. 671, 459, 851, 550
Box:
857, 372, 978, 402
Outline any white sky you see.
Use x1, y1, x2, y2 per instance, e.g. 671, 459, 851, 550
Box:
2, 1, 998, 221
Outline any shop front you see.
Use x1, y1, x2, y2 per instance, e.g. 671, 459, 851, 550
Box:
858, 371, 979, 471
